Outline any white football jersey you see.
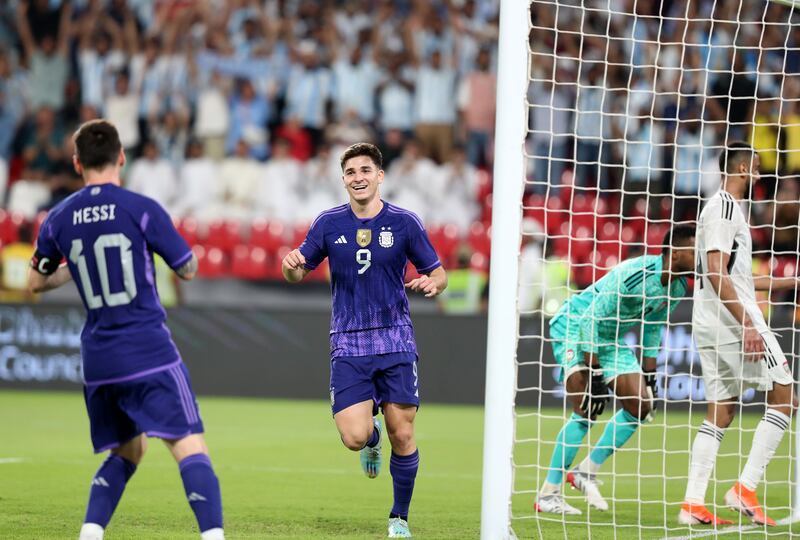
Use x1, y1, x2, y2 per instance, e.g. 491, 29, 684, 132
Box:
693, 189, 768, 347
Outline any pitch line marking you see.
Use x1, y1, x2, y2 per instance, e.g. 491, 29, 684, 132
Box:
660, 515, 799, 539
0, 458, 25, 464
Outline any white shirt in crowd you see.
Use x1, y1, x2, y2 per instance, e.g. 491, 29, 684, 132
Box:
218, 156, 262, 221
194, 86, 230, 139
297, 152, 345, 222
105, 92, 140, 149
257, 157, 302, 222
173, 157, 223, 223
332, 59, 380, 122
378, 73, 415, 131
285, 65, 334, 129
414, 65, 457, 124
127, 157, 177, 211
428, 162, 480, 230
384, 154, 439, 222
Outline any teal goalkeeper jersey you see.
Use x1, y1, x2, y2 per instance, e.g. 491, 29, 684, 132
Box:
551, 255, 688, 358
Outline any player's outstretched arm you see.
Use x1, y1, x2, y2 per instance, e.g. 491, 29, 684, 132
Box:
405, 266, 447, 298
282, 249, 311, 283
174, 253, 199, 281
27, 264, 72, 294
707, 250, 764, 360
753, 275, 800, 291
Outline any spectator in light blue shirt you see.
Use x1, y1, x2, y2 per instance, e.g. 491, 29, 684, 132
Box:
413, 49, 457, 163
332, 45, 380, 123
227, 78, 271, 160
672, 110, 715, 221
284, 44, 334, 151
376, 53, 415, 135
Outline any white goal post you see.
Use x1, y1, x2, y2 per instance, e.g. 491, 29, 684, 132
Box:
481, 1, 800, 539
480, 0, 528, 537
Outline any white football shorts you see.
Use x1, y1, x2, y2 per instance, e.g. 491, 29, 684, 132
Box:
698, 332, 793, 402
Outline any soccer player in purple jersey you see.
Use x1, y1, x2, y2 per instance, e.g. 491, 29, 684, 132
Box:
27, 120, 224, 540
282, 142, 447, 538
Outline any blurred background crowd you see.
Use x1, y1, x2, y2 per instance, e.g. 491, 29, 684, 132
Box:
1, 0, 799, 319
0, 0, 499, 307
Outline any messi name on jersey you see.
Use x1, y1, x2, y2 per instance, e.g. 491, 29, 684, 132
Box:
73, 204, 117, 225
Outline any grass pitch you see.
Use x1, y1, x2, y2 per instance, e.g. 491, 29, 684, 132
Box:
1, 391, 798, 539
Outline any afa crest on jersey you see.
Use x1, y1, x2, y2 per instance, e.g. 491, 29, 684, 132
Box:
379, 229, 394, 248
357, 229, 372, 247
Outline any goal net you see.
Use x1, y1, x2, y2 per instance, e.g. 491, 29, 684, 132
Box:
482, 0, 800, 538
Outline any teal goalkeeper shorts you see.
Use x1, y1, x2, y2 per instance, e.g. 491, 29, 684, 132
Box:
549, 313, 641, 384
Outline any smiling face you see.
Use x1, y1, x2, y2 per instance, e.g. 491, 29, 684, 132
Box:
342, 155, 384, 205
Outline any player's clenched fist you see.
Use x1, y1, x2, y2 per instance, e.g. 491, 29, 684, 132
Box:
405, 275, 440, 298
282, 249, 306, 271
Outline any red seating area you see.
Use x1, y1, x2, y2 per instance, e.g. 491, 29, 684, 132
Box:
182, 217, 488, 281
6, 181, 797, 289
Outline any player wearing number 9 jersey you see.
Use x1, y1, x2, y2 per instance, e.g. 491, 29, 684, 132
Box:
282, 142, 447, 538
27, 120, 224, 540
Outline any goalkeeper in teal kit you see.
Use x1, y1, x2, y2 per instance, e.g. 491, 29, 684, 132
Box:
536, 224, 696, 515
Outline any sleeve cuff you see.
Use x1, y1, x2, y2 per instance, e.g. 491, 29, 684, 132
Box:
416, 260, 441, 274
169, 250, 194, 270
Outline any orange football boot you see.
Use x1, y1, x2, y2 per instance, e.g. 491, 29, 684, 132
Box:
678, 502, 735, 525
724, 482, 776, 526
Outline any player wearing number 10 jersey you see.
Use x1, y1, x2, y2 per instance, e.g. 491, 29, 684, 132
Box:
282, 142, 447, 538
27, 120, 224, 540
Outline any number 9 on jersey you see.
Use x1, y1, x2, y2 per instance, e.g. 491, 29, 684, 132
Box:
356, 249, 371, 275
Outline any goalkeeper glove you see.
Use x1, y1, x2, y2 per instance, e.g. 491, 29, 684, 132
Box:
643, 369, 657, 422
580, 368, 609, 418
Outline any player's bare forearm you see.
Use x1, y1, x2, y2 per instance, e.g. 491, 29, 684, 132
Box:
753, 275, 800, 291
405, 266, 447, 297
174, 254, 198, 281
27, 265, 72, 294
707, 250, 764, 359
707, 251, 752, 326
282, 249, 311, 283
429, 266, 447, 293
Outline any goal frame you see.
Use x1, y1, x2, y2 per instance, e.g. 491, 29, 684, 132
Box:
480, 0, 528, 538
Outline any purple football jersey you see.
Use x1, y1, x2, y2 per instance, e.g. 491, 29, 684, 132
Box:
34, 183, 192, 384
299, 202, 441, 357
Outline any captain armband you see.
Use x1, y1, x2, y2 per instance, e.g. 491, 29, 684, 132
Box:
30, 251, 62, 275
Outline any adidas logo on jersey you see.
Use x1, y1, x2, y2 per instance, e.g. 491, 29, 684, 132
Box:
187, 492, 207, 502
334, 235, 348, 244
91, 476, 110, 487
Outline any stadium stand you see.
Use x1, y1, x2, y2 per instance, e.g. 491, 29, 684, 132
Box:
0, 0, 797, 298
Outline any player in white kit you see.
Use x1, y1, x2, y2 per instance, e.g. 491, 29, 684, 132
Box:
680, 142, 797, 527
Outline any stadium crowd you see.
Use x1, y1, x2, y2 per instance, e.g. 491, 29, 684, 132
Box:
527, 0, 800, 296
0, 0, 498, 231
0, 0, 799, 315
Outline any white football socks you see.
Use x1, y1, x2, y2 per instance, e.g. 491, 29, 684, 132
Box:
78, 523, 104, 540
539, 481, 560, 496
578, 456, 601, 476
684, 420, 726, 504
201, 527, 225, 540
739, 409, 790, 491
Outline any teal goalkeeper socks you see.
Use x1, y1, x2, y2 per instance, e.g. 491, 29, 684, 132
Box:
589, 409, 639, 466
546, 413, 590, 485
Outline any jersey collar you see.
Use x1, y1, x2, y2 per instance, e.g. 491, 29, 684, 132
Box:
348, 199, 388, 224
